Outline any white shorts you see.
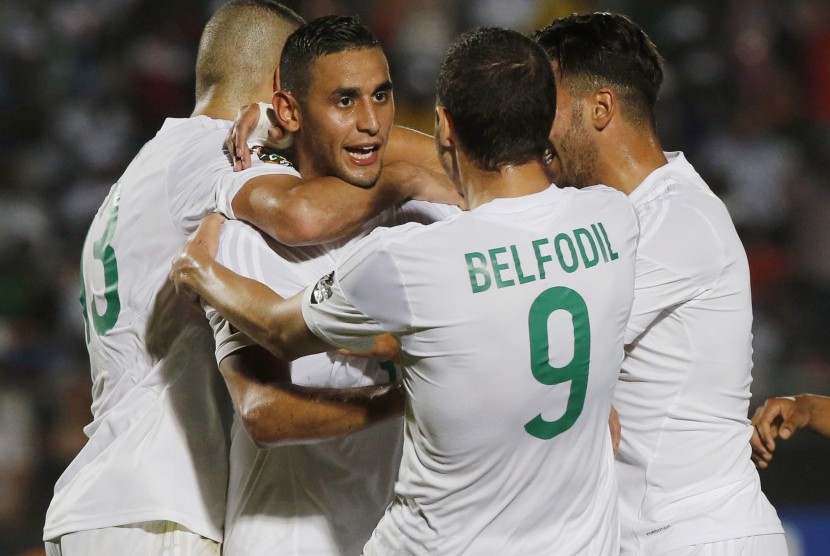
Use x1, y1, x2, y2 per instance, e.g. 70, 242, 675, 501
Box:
665, 534, 788, 556
44, 521, 220, 556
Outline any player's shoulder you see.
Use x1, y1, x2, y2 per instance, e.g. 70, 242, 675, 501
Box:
573, 184, 638, 226
337, 211, 462, 274
576, 183, 632, 209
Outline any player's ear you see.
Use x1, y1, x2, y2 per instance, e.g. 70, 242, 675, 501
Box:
274, 90, 301, 133
436, 106, 455, 149
591, 88, 615, 132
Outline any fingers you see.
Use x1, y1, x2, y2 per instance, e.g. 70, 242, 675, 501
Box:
608, 406, 621, 458
338, 334, 400, 361
751, 402, 781, 453
226, 104, 262, 171
749, 426, 772, 469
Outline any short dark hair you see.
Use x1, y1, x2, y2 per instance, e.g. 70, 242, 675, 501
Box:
533, 12, 664, 128
436, 27, 556, 172
280, 15, 380, 96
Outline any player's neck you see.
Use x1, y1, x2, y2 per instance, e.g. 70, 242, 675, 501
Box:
191, 87, 272, 122
599, 128, 667, 195
458, 155, 551, 210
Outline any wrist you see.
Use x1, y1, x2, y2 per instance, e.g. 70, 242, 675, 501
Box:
796, 394, 817, 423
378, 162, 414, 203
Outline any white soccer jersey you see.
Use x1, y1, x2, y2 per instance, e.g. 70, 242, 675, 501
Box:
43, 116, 298, 543
613, 152, 784, 554
208, 201, 458, 556
302, 185, 639, 555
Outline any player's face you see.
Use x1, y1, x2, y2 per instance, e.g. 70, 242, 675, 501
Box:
297, 47, 394, 188
548, 72, 601, 189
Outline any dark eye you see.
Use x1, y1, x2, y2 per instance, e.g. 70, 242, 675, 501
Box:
373, 91, 389, 102
337, 97, 354, 107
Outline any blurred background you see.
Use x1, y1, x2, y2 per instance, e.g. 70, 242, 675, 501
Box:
1, 0, 829, 553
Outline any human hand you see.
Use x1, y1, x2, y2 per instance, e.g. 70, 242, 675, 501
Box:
170, 213, 227, 300
338, 334, 400, 362
609, 406, 621, 458
226, 102, 293, 171
750, 396, 810, 469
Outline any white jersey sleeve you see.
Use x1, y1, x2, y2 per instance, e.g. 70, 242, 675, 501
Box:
204, 220, 312, 363
168, 148, 299, 234
394, 199, 460, 225
301, 229, 416, 353
624, 192, 726, 344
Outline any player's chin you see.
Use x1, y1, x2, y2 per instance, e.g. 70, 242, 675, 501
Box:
343, 168, 381, 189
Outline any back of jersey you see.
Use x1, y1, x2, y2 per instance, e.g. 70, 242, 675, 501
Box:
306, 185, 638, 555
44, 116, 293, 542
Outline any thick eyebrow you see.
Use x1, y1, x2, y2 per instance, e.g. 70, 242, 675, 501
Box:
330, 80, 394, 100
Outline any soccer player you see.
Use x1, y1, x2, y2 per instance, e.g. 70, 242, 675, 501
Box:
173, 26, 639, 554
42, 2, 456, 554
533, 12, 787, 555
206, 16, 459, 555
751, 394, 830, 468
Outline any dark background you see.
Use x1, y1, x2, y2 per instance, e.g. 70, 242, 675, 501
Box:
1, 0, 829, 554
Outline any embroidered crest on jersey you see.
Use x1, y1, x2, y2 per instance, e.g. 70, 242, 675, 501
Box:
257, 148, 294, 168
311, 272, 335, 304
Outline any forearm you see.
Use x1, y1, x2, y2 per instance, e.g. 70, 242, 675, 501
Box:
190, 255, 319, 360
800, 394, 830, 438
385, 126, 443, 173
233, 174, 404, 247
221, 353, 404, 447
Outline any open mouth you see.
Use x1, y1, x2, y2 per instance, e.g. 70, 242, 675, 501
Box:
346, 145, 380, 165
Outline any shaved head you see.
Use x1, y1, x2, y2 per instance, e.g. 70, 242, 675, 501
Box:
195, 0, 304, 104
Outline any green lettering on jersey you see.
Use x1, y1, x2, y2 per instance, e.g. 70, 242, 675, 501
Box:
574, 228, 599, 269
465, 251, 491, 293
553, 233, 578, 273
510, 244, 536, 284
488, 247, 515, 289
591, 223, 609, 262
524, 286, 590, 440
532, 238, 553, 280
596, 222, 618, 261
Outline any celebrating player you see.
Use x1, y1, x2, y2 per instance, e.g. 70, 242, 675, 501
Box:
534, 12, 787, 555
173, 26, 638, 554
43, 2, 456, 554
205, 15, 459, 555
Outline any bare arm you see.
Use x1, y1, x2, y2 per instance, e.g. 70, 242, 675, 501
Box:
750, 394, 830, 469
385, 125, 443, 173
220, 345, 404, 448
231, 172, 397, 247
227, 104, 443, 172
232, 162, 461, 247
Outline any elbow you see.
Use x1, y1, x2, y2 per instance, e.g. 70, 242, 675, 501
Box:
262, 328, 295, 363
236, 399, 289, 448
257, 196, 328, 247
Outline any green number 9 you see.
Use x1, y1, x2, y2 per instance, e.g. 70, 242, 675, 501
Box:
524, 286, 590, 440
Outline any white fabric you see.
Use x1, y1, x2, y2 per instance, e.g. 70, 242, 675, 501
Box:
44, 520, 220, 556
659, 533, 788, 556
43, 116, 299, 543
303, 185, 639, 555
614, 152, 785, 554
208, 201, 458, 556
